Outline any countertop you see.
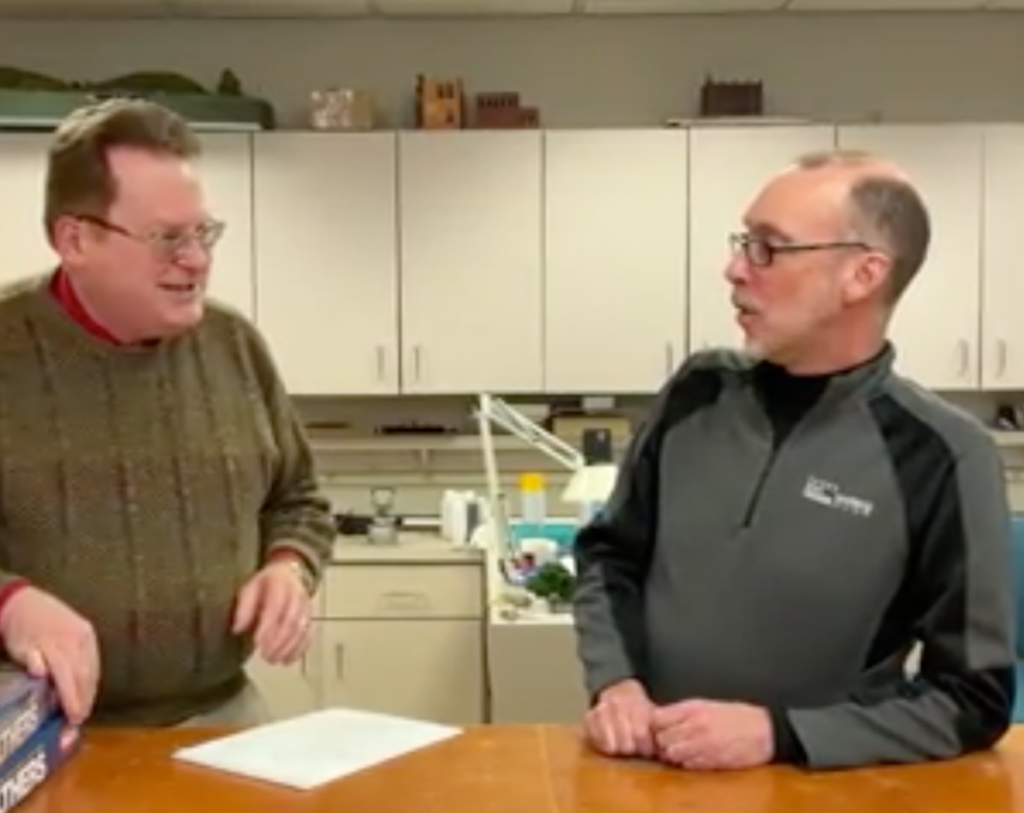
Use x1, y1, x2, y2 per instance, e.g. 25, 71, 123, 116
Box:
28, 724, 1024, 812
330, 532, 483, 565
489, 605, 574, 625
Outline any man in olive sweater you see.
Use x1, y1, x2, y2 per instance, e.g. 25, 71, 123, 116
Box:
0, 99, 336, 726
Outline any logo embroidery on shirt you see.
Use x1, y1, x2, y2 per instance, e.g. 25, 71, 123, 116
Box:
801, 475, 874, 518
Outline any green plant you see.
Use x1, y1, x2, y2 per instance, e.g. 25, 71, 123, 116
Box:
525, 561, 576, 605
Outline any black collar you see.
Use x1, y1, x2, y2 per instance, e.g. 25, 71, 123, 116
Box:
751, 343, 894, 441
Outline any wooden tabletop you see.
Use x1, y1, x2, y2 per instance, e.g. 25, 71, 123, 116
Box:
22, 723, 1024, 812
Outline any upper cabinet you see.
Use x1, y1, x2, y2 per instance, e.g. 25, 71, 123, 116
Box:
398, 132, 544, 394
543, 129, 688, 393
980, 125, 1024, 391
253, 132, 400, 395
200, 134, 255, 319
836, 125, 983, 391
687, 125, 837, 352
2, 123, 1021, 398
0, 134, 54, 284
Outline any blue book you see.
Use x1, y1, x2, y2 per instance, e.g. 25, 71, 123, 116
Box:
0, 711, 80, 812
0, 668, 58, 770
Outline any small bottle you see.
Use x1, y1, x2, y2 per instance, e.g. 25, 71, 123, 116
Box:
519, 472, 547, 539
440, 490, 456, 541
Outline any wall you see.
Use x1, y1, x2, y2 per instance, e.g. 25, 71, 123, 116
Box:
0, 13, 1023, 128
4, 11, 1023, 515
296, 394, 651, 518
297, 393, 1024, 519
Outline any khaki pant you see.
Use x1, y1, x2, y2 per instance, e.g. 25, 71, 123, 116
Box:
177, 680, 272, 729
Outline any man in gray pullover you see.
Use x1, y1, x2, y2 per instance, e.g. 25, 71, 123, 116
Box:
572, 149, 1015, 771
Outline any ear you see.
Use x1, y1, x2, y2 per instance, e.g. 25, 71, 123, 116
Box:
50, 216, 87, 264
842, 252, 891, 304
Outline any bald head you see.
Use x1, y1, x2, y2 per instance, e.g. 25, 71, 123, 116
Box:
789, 149, 931, 302
794, 148, 909, 180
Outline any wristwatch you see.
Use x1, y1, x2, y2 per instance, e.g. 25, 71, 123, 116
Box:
278, 555, 317, 596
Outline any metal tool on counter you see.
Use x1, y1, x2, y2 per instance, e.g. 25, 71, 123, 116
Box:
367, 486, 399, 545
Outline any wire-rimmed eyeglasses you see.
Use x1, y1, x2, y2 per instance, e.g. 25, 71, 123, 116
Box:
76, 214, 226, 259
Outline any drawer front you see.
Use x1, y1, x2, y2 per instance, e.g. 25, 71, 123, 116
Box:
320, 564, 483, 619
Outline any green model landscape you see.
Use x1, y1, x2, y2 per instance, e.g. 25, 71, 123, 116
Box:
0, 67, 273, 129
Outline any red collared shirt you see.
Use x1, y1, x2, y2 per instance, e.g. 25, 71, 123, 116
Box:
50, 268, 123, 344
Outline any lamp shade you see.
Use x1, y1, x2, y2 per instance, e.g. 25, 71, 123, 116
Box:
561, 463, 618, 505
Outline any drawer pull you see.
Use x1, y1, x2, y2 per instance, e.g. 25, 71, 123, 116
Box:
335, 643, 346, 679
377, 590, 430, 612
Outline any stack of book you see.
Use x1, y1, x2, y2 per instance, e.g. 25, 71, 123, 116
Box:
0, 666, 80, 812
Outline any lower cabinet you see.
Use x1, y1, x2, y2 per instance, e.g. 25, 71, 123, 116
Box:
318, 618, 483, 725
487, 618, 587, 724
245, 624, 322, 720
246, 557, 486, 726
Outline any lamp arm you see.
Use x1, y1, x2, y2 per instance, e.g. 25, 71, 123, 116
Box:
474, 394, 590, 567
475, 395, 585, 471
475, 399, 512, 561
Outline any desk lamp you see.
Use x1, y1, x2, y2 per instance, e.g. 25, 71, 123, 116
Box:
472, 394, 619, 562
563, 426, 618, 515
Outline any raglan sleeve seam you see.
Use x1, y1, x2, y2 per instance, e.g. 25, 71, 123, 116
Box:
781, 396, 1015, 769
571, 352, 725, 701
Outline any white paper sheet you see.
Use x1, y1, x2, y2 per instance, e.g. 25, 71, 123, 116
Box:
171, 707, 462, 790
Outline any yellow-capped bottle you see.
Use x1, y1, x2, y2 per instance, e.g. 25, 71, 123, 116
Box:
519, 472, 547, 537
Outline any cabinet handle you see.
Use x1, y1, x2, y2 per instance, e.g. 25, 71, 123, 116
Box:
996, 340, 1008, 379
377, 590, 430, 613
957, 340, 969, 378
334, 643, 345, 679
413, 346, 423, 381
664, 343, 674, 375
376, 346, 386, 381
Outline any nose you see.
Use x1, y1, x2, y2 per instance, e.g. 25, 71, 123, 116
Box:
175, 239, 212, 273
724, 248, 751, 285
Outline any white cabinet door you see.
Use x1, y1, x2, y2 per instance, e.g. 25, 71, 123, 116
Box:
0, 134, 54, 285
487, 620, 588, 724
253, 133, 400, 395
688, 125, 837, 352
319, 619, 484, 725
837, 125, 983, 390
684, 124, 835, 352
398, 132, 543, 394
544, 130, 688, 393
199, 134, 255, 319
980, 126, 1024, 390
245, 620, 323, 721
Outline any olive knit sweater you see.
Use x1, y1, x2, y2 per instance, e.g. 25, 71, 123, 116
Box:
0, 275, 336, 725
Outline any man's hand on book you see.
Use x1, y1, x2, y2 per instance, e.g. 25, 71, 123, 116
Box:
0, 587, 98, 725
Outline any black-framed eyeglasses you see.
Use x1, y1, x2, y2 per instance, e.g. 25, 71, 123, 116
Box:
76, 214, 226, 259
730, 231, 872, 269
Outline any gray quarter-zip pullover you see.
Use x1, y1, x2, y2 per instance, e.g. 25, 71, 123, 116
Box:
572, 344, 1015, 770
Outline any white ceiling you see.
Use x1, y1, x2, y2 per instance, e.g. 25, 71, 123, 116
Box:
0, 0, 1018, 17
